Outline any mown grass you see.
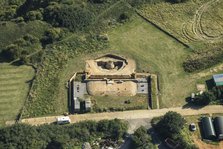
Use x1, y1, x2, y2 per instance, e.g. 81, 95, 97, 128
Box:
0, 63, 34, 126
108, 15, 196, 107
91, 94, 148, 112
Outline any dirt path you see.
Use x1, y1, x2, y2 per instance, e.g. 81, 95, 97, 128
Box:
182, 0, 222, 42
18, 105, 223, 126
192, 0, 221, 41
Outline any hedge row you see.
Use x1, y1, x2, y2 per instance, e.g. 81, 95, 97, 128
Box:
183, 47, 223, 72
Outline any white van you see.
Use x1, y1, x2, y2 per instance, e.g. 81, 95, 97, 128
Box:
56, 116, 71, 125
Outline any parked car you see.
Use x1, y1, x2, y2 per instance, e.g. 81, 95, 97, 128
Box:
56, 116, 71, 125
189, 123, 196, 131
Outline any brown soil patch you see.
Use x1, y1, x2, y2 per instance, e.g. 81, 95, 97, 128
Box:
87, 81, 137, 96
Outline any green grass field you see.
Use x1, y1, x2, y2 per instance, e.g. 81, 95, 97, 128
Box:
91, 94, 148, 112
0, 63, 34, 126
53, 15, 200, 109
108, 16, 197, 107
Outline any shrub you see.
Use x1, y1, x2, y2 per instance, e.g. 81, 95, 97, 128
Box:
193, 91, 214, 106
26, 10, 43, 21
42, 28, 62, 45
1, 44, 21, 60
0, 120, 127, 148
89, 0, 107, 3
44, 5, 94, 31
183, 47, 223, 72
132, 126, 155, 148
118, 12, 129, 23
155, 111, 186, 139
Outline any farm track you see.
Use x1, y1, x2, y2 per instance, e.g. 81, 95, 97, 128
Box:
18, 105, 223, 126
183, 0, 223, 42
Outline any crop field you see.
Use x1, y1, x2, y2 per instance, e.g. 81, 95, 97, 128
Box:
137, 0, 223, 46
0, 63, 34, 126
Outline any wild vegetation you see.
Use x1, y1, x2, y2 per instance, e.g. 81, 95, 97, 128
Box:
0, 119, 128, 148
136, 0, 223, 72
191, 86, 223, 106
131, 126, 156, 149
152, 111, 197, 149
183, 45, 223, 72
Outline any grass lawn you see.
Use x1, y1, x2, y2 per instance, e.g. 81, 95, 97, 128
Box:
91, 94, 148, 112
108, 15, 196, 107
0, 63, 35, 126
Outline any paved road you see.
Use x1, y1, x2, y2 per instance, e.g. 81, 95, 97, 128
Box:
19, 105, 223, 125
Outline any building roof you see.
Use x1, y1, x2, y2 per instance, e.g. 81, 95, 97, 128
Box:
201, 117, 216, 139
213, 74, 223, 86
214, 116, 223, 140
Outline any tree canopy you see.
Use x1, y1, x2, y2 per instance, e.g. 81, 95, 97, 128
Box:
155, 111, 186, 138
0, 119, 128, 149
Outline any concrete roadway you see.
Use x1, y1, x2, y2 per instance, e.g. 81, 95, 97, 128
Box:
20, 105, 223, 126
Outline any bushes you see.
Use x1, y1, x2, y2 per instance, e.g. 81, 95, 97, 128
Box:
132, 126, 155, 148
193, 91, 214, 106
41, 28, 63, 45
25, 10, 43, 21
0, 119, 128, 148
89, 0, 107, 3
183, 47, 223, 72
0, 34, 41, 63
44, 5, 94, 31
166, 0, 188, 3
154, 111, 186, 139
153, 112, 197, 149
192, 87, 223, 106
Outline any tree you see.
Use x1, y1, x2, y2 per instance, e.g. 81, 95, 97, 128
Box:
132, 126, 155, 148
42, 28, 62, 44
194, 91, 215, 106
44, 5, 94, 31
26, 10, 43, 21
118, 13, 129, 23
155, 111, 186, 138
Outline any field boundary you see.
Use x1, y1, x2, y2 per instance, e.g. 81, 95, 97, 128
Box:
16, 50, 47, 123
